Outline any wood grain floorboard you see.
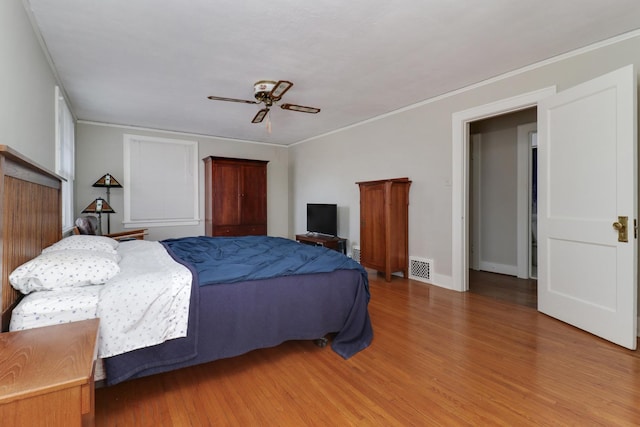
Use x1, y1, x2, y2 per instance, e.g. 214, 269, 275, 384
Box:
96, 272, 640, 426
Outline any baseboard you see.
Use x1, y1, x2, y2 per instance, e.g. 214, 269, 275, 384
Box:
414, 272, 453, 290
478, 261, 518, 276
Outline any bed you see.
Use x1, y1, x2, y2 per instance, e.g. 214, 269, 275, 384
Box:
0, 147, 372, 386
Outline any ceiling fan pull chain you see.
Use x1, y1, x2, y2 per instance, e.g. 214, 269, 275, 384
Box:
266, 110, 272, 134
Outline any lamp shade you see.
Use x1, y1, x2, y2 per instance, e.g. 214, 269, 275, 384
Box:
92, 173, 122, 188
81, 197, 115, 214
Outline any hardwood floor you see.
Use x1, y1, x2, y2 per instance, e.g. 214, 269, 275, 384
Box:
96, 273, 640, 426
469, 269, 537, 308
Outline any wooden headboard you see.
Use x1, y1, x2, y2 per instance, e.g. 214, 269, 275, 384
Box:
0, 145, 62, 331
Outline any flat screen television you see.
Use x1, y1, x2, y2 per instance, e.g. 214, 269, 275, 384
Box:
307, 203, 337, 237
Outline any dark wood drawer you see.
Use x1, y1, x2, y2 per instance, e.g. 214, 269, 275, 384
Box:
212, 224, 267, 236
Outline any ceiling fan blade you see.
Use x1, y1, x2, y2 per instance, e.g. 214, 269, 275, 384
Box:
252, 108, 270, 123
270, 80, 293, 101
207, 95, 258, 104
280, 103, 320, 114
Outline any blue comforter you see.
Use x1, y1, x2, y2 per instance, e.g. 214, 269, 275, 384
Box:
104, 235, 372, 385
163, 235, 369, 296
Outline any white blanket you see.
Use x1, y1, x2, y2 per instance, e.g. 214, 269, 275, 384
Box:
97, 240, 192, 358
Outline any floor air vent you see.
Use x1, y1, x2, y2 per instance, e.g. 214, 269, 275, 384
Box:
409, 256, 432, 283
352, 245, 361, 263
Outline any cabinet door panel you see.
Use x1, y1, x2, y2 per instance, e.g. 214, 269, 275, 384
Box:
241, 165, 267, 225
213, 164, 241, 225
388, 186, 409, 271
360, 185, 386, 268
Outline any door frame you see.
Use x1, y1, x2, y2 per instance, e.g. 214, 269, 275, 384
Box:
451, 87, 556, 292
470, 133, 481, 271
516, 122, 537, 279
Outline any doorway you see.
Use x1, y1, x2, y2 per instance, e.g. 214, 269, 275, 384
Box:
468, 109, 538, 307
451, 87, 555, 293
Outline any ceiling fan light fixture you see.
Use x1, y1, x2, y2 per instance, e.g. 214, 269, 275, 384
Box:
254, 80, 276, 101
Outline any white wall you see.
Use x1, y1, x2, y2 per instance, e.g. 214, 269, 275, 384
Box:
75, 122, 289, 241
0, 0, 58, 168
289, 33, 640, 289
475, 127, 518, 272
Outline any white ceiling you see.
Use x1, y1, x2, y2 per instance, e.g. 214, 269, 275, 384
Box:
25, 0, 640, 145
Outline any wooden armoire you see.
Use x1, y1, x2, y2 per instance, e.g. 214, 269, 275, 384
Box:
357, 177, 411, 282
203, 156, 268, 236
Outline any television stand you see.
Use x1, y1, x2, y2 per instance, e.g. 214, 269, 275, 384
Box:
296, 234, 347, 255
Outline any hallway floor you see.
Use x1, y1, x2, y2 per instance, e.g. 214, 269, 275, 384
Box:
469, 269, 537, 308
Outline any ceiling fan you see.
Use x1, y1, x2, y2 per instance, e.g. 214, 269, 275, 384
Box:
207, 80, 321, 124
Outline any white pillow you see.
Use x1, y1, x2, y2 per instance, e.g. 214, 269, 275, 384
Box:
42, 235, 119, 255
10, 250, 121, 294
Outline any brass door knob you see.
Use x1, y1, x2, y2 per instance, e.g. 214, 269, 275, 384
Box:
613, 216, 628, 242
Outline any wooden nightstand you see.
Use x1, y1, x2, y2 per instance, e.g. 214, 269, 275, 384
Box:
0, 319, 99, 427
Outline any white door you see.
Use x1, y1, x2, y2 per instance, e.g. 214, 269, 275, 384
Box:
538, 65, 637, 349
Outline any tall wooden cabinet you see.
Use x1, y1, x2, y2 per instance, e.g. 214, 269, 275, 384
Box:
203, 156, 268, 236
357, 177, 411, 282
